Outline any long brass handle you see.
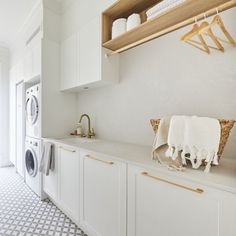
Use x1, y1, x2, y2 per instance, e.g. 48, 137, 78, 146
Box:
141, 172, 204, 194
85, 155, 114, 165
59, 146, 76, 153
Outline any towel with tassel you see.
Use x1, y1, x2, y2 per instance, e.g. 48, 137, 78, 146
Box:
184, 116, 221, 172
166, 116, 221, 173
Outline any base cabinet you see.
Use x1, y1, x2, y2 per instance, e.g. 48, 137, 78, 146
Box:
42, 142, 236, 236
128, 165, 218, 236
43, 143, 59, 201
79, 150, 127, 236
127, 165, 236, 236
58, 145, 80, 225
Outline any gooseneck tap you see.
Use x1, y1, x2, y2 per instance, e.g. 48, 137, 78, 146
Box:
79, 114, 95, 138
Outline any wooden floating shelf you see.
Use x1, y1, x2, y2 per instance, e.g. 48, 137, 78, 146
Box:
102, 0, 236, 54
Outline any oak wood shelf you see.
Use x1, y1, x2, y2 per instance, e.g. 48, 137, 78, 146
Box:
102, 0, 236, 54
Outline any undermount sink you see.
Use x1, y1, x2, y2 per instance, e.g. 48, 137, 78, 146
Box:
61, 137, 98, 144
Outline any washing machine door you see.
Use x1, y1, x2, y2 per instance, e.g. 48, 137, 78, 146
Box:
26, 95, 39, 125
25, 148, 38, 177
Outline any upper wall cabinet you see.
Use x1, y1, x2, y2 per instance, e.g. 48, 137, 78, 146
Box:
24, 33, 42, 83
60, 15, 119, 92
60, 34, 77, 90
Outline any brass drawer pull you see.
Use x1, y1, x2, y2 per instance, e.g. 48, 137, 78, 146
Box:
59, 146, 76, 153
141, 172, 204, 194
85, 155, 114, 165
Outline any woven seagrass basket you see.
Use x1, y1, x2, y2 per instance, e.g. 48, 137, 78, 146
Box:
150, 119, 235, 160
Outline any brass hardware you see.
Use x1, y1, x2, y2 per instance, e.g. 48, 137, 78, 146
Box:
141, 172, 204, 194
59, 146, 76, 153
85, 155, 114, 165
79, 114, 95, 139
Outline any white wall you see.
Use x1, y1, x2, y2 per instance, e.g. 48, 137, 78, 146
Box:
77, 8, 236, 159
0, 47, 10, 167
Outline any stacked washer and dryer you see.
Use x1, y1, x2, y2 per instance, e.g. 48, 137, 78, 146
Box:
24, 83, 42, 197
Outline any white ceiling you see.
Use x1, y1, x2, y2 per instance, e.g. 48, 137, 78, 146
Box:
0, 0, 37, 48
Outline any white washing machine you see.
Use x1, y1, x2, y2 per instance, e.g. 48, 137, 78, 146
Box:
25, 137, 42, 197
26, 84, 41, 138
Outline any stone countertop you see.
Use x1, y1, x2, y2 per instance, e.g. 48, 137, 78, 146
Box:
43, 137, 236, 194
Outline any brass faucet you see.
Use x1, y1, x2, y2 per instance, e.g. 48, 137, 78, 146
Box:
79, 114, 95, 138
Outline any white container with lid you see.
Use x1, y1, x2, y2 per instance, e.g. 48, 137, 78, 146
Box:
112, 18, 127, 39
127, 13, 141, 31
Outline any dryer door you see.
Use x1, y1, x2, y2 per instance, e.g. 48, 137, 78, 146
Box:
25, 148, 38, 177
26, 95, 39, 125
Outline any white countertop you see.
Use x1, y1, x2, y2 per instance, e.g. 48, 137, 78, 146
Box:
43, 137, 236, 194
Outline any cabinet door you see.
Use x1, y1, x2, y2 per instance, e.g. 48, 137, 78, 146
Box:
79, 150, 126, 236
128, 165, 220, 236
32, 40, 41, 79
58, 145, 80, 224
24, 49, 33, 82
43, 143, 59, 202
16, 60, 24, 83
220, 193, 236, 236
61, 34, 77, 90
78, 16, 101, 86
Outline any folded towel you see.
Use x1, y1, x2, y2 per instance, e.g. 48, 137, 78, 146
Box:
39, 142, 55, 176
146, 0, 186, 21
147, 0, 186, 16
166, 116, 221, 173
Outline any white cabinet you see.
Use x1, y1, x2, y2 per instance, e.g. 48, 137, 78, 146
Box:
60, 34, 77, 90
220, 193, 236, 235
60, 15, 119, 92
32, 40, 41, 79
16, 60, 24, 84
24, 35, 41, 82
78, 17, 101, 86
43, 142, 59, 201
58, 144, 80, 224
24, 50, 33, 81
128, 165, 222, 236
79, 150, 126, 236
78, 16, 119, 90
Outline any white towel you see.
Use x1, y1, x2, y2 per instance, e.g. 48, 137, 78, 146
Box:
166, 116, 188, 163
146, 0, 186, 20
147, 0, 186, 16
152, 117, 184, 171
39, 142, 55, 176
166, 116, 221, 173
184, 117, 221, 172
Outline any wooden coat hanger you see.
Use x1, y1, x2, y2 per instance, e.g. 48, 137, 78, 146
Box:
199, 9, 236, 47
181, 18, 210, 54
198, 15, 224, 52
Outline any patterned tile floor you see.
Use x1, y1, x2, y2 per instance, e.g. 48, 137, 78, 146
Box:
0, 167, 86, 236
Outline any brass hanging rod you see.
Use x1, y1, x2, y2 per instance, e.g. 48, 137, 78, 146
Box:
105, 0, 236, 57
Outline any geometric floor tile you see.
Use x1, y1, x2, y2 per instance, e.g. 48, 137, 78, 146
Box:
0, 167, 87, 236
